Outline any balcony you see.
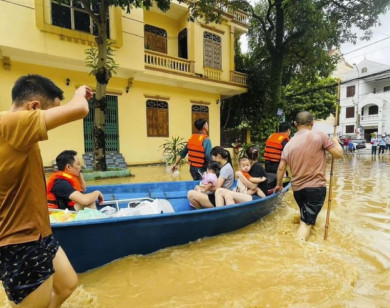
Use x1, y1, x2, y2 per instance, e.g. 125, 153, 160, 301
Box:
144, 50, 194, 75
232, 10, 249, 25
220, 6, 249, 25
144, 50, 247, 86
204, 67, 222, 80
361, 114, 379, 121
230, 71, 247, 85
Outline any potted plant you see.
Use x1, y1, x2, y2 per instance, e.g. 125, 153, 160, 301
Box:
159, 136, 187, 173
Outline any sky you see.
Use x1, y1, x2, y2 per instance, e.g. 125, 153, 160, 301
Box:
240, 9, 390, 67
340, 10, 390, 66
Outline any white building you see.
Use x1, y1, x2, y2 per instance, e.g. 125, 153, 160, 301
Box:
313, 50, 353, 135
339, 59, 390, 140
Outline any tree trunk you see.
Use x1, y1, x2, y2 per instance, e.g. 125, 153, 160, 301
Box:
268, 53, 283, 113
93, 20, 110, 171
267, 0, 285, 115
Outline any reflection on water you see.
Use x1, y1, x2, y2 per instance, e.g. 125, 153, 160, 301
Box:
1, 157, 389, 307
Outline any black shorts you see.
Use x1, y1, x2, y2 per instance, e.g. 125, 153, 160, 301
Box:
293, 187, 326, 225
0, 235, 59, 304
207, 193, 216, 207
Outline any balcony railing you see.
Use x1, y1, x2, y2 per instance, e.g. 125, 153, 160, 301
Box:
144, 50, 194, 74
232, 10, 249, 25
361, 114, 379, 121
230, 71, 247, 85
204, 67, 222, 80
220, 6, 249, 25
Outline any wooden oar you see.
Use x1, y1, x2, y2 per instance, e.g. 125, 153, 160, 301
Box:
324, 79, 341, 240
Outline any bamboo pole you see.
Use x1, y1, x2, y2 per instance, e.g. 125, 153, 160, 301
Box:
324, 79, 341, 241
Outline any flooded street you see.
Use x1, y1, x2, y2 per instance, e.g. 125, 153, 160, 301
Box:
1, 155, 389, 307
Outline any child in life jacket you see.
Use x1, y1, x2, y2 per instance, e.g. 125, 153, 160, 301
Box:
235, 156, 267, 198
194, 161, 222, 194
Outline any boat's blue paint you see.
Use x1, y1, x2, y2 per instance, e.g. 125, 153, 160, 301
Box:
51, 181, 290, 273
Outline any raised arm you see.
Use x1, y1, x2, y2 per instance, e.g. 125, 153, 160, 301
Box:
45, 86, 92, 131
77, 172, 87, 192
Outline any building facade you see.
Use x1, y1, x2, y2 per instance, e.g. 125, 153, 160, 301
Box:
313, 49, 353, 135
0, 0, 248, 166
339, 59, 390, 140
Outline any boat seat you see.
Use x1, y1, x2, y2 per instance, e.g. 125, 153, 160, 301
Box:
149, 191, 166, 198
163, 191, 188, 199
105, 193, 150, 200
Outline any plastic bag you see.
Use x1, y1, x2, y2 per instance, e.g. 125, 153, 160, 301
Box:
99, 206, 118, 217
74, 208, 108, 221
49, 209, 77, 223
113, 199, 174, 217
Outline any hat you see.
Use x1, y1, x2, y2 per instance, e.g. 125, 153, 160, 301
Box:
194, 118, 207, 130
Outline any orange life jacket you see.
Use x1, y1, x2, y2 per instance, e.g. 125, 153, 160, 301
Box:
47, 171, 82, 209
187, 134, 208, 168
264, 133, 289, 162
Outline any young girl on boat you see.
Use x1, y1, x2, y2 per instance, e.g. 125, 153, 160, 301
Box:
187, 146, 234, 208
194, 161, 221, 194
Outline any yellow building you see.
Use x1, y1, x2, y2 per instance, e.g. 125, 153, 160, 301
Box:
0, 0, 248, 166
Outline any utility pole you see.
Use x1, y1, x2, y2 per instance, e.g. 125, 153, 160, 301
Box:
353, 63, 360, 137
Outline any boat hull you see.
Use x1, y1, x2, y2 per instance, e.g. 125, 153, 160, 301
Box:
52, 181, 290, 272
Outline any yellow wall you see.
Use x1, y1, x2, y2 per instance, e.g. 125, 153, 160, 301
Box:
144, 11, 180, 58
0, 62, 123, 166
0, 0, 246, 167
0, 62, 220, 166
119, 80, 219, 164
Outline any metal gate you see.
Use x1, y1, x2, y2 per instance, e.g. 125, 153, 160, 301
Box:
83, 95, 119, 153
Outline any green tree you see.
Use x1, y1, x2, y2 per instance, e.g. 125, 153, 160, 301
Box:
188, 0, 390, 114
283, 76, 338, 122
54, 0, 171, 171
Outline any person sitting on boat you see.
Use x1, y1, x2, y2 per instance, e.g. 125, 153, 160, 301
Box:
171, 118, 212, 180
215, 145, 268, 206
194, 161, 221, 194
47, 150, 103, 211
235, 156, 267, 198
187, 146, 234, 208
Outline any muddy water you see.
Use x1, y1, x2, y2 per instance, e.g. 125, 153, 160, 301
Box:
1, 156, 389, 307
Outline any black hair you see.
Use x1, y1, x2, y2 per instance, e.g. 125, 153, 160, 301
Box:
56, 150, 77, 171
12, 74, 64, 107
278, 122, 291, 133
295, 111, 313, 126
194, 118, 207, 130
210, 146, 232, 166
207, 161, 221, 177
245, 145, 259, 161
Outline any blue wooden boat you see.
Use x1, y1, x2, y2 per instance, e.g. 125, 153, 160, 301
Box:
51, 180, 290, 273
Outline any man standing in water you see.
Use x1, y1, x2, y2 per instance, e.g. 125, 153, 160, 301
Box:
0, 75, 91, 307
274, 111, 343, 241
172, 118, 212, 180
264, 122, 291, 174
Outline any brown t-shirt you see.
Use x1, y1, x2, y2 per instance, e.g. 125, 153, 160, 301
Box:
0, 110, 51, 246
281, 128, 335, 191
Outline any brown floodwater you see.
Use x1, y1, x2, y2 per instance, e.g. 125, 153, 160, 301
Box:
1, 155, 389, 307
